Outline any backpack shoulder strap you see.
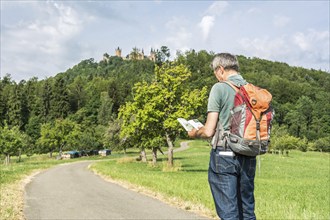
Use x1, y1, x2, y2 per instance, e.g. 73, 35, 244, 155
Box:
221, 81, 240, 92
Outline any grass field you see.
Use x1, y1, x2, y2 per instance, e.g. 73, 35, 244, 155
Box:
0, 142, 329, 220
91, 140, 330, 219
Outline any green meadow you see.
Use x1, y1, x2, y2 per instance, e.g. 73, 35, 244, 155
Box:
91, 140, 330, 219
1, 141, 329, 220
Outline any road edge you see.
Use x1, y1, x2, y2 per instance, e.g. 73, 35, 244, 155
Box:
89, 141, 216, 220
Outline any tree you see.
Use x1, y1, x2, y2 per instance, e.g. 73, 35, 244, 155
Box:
25, 77, 40, 116
0, 79, 6, 126
68, 76, 87, 111
0, 74, 13, 126
25, 115, 42, 146
7, 84, 21, 127
6, 81, 29, 130
285, 96, 314, 139
0, 125, 23, 165
52, 76, 70, 119
176, 49, 214, 89
37, 122, 57, 157
37, 119, 82, 157
103, 119, 121, 150
314, 137, 330, 152
119, 62, 207, 166
155, 46, 171, 66
40, 79, 53, 122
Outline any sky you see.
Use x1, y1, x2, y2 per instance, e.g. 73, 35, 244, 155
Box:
1, 0, 329, 82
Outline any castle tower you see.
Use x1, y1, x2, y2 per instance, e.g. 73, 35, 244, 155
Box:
139, 49, 145, 60
115, 47, 122, 57
149, 48, 156, 62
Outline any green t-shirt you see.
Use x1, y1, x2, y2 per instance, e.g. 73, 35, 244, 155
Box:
207, 74, 247, 130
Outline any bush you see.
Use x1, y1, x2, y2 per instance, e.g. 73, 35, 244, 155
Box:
314, 137, 330, 152
297, 137, 308, 152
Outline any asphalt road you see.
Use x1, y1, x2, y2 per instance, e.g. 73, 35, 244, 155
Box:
24, 160, 209, 220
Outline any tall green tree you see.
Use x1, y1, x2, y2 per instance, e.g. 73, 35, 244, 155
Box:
37, 119, 82, 157
0, 125, 23, 165
52, 76, 70, 119
119, 62, 207, 166
7, 84, 27, 129
37, 122, 57, 157
25, 77, 40, 116
0, 78, 8, 126
0, 74, 14, 125
68, 75, 86, 111
285, 96, 314, 139
40, 79, 53, 122
98, 92, 114, 125
155, 46, 171, 66
25, 115, 42, 146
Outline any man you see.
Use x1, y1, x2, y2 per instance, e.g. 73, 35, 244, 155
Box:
188, 53, 257, 220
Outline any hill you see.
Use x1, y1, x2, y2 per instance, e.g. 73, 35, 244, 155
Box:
0, 49, 329, 159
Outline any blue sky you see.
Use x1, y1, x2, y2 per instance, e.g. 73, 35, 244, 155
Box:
1, 1, 329, 82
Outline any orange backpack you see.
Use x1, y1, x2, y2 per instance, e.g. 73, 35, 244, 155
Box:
212, 81, 274, 156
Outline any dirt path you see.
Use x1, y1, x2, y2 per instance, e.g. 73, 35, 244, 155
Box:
24, 142, 209, 220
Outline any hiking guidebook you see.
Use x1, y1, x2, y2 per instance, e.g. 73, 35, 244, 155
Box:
177, 118, 204, 132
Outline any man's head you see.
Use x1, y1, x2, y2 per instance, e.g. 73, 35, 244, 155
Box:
211, 53, 239, 81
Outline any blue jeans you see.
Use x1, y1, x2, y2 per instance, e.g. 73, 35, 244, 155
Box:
208, 148, 257, 220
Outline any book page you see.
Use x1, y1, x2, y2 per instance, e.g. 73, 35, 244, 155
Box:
177, 118, 203, 131
177, 118, 194, 131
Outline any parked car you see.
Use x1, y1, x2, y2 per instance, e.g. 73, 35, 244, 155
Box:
79, 150, 89, 157
87, 149, 99, 156
62, 151, 80, 159
98, 149, 111, 156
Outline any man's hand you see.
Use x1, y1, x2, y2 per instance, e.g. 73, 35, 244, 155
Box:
188, 128, 199, 138
187, 112, 219, 139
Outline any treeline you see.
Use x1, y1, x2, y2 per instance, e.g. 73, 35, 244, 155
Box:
1, 49, 329, 163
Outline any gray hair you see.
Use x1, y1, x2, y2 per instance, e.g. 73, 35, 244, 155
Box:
211, 53, 239, 72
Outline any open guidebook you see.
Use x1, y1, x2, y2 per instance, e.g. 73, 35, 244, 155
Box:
177, 118, 204, 132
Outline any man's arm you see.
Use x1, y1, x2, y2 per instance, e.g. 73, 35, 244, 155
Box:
188, 112, 219, 138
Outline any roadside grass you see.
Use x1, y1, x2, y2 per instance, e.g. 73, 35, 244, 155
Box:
0, 152, 124, 220
1, 143, 329, 220
91, 140, 330, 220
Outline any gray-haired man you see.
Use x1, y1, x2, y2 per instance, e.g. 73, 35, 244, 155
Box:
188, 53, 257, 220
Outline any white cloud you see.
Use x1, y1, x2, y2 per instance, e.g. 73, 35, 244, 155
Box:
293, 29, 329, 51
1, 1, 90, 80
238, 29, 330, 70
1, 1, 329, 81
292, 29, 329, 69
165, 16, 192, 51
198, 16, 215, 41
293, 32, 310, 50
247, 7, 261, 14
238, 36, 290, 59
205, 1, 229, 16
197, 2, 228, 43
273, 15, 291, 28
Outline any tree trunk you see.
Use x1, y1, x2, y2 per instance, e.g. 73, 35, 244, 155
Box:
49, 151, 53, 158
140, 148, 147, 163
18, 148, 22, 162
166, 133, 174, 167
152, 147, 157, 165
59, 144, 64, 158
5, 154, 10, 165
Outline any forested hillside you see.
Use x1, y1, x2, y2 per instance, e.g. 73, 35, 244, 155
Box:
1, 49, 329, 163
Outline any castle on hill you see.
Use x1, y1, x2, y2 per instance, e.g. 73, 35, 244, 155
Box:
103, 47, 156, 62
